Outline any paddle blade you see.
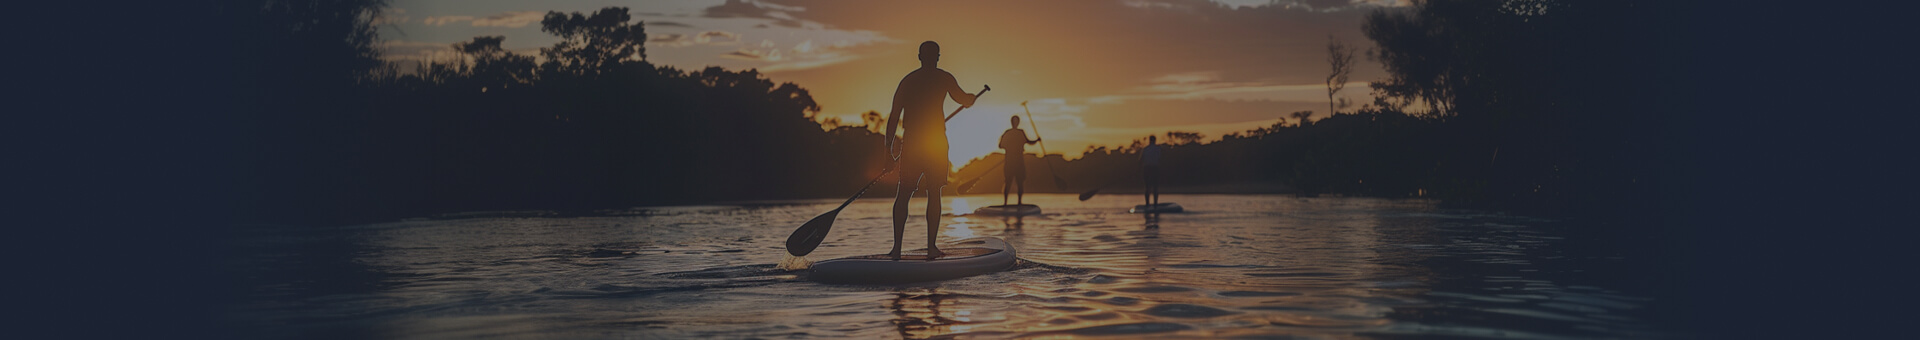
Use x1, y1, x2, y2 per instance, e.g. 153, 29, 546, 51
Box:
785, 209, 840, 256
1078, 188, 1100, 201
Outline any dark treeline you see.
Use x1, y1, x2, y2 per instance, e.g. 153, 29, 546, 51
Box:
962, 0, 1689, 219
228, 2, 891, 224
226, 0, 1686, 224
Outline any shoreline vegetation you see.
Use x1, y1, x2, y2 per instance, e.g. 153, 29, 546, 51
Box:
226, 1, 1683, 227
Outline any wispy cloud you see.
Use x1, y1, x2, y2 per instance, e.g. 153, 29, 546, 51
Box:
696, 31, 741, 44
422, 11, 543, 28
422, 15, 474, 26
649, 33, 686, 43
720, 49, 767, 60
471, 11, 543, 28
705, 0, 806, 27
758, 53, 857, 72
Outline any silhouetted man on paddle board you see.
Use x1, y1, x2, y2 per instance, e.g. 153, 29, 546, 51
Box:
999, 115, 1040, 205
885, 41, 980, 259
1141, 135, 1163, 206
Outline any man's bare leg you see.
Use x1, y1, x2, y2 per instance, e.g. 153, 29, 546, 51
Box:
1016, 177, 1025, 205
1144, 171, 1152, 206
890, 176, 916, 259
925, 188, 944, 258
1006, 181, 1021, 205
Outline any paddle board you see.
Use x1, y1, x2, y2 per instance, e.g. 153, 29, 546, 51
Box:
810, 237, 1016, 284
973, 204, 1041, 216
1130, 202, 1183, 213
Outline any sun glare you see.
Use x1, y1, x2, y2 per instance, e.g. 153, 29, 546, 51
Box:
949, 197, 973, 215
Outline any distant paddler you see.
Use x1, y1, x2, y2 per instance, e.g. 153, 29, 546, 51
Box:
1128, 135, 1181, 213
1141, 135, 1163, 206
997, 115, 1041, 206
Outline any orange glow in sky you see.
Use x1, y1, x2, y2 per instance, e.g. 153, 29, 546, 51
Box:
382, 0, 1394, 166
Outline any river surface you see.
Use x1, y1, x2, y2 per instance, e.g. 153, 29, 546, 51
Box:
224, 194, 1678, 339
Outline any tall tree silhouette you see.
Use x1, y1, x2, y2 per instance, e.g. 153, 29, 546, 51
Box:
539, 8, 647, 76
1325, 35, 1358, 116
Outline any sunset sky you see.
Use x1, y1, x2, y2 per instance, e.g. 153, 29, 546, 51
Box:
379, 0, 1400, 166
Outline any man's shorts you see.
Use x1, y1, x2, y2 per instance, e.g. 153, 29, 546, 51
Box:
898, 142, 950, 191
1003, 156, 1027, 181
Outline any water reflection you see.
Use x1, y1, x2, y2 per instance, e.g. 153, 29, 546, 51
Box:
223, 194, 1675, 339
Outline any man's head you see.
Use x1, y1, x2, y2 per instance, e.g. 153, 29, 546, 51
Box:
1010, 115, 1021, 127
918, 41, 940, 66
1149, 135, 1158, 145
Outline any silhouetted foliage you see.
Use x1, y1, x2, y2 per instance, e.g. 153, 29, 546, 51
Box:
955, 0, 1681, 218
539, 8, 648, 76
228, 4, 884, 224
230, 0, 1680, 224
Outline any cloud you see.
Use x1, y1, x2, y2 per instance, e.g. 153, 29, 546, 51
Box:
471, 11, 543, 28
423, 11, 543, 28
652, 33, 691, 43
721, 49, 767, 60
422, 15, 474, 26
695, 31, 741, 44
704, 0, 806, 28
647, 21, 694, 28
758, 53, 858, 72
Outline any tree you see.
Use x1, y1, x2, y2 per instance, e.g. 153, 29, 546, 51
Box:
861, 110, 885, 131
1165, 131, 1206, 145
539, 7, 647, 75
453, 36, 536, 87
1290, 110, 1315, 127
1326, 35, 1358, 116
1363, 3, 1459, 116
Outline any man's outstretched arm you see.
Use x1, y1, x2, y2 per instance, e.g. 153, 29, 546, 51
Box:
945, 74, 977, 107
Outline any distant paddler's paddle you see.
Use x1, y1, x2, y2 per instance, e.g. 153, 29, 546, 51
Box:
1022, 101, 1068, 190
954, 159, 1005, 193
786, 84, 989, 256
1078, 172, 1137, 201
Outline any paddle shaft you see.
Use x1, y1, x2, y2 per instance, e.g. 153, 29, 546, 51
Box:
839, 167, 895, 210
955, 159, 1004, 193
1078, 168, 1144, 200
1021, 103, 1065, 186
943, 85, 990, 122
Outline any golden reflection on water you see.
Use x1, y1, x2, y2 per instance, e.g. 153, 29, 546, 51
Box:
861, 194, 1424, 338
300, 194, 1657, 339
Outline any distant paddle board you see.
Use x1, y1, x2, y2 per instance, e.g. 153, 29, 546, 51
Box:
1130, 202, 1183, 213
973, 204, 1041, 216
810, 237, 1016, 284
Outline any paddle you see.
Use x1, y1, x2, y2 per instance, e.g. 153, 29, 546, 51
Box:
944, 85, 990, 122
785, 85, 989, 256
785, 166, 893, 256
1021, 101, 1068, 190
954, 159, 1004, 193
1077, 171, 1138, 201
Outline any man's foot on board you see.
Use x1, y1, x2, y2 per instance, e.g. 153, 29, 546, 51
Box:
925, 247, 944, 260
886, 249, 902, 260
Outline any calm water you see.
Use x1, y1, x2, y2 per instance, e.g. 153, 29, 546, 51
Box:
225, 194, 1676, 339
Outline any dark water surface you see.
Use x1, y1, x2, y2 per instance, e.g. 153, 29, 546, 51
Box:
225, 194, 1678, 339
